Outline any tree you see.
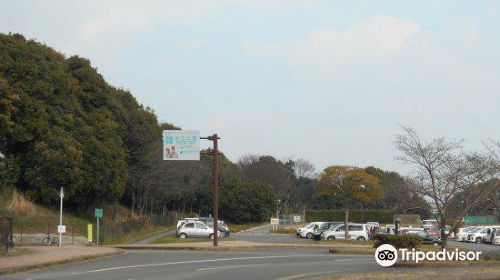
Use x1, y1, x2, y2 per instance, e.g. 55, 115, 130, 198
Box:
394, 126, 493, 248
0, 34, 155, 212
365, 166, 431, 218
219, 177, 275, 223
485, 141, 500, 214
238, 155, 294, 209
317, 166, 381, 238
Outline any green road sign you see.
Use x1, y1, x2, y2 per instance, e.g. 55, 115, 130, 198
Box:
464, 216, 475, 223
95, 208, 103, 218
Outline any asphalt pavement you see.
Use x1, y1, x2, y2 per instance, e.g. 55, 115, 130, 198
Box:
4, 227, 499, 280
1, 249, 386, 280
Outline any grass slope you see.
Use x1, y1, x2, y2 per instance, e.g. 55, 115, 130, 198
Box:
1, 190, 92, 236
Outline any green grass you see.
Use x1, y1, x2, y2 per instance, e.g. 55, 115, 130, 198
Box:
226, 222, 268, 233
103, 226, 172, 245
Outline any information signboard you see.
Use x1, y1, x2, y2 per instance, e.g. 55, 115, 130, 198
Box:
57, 225, 66, 233
163, 130, 200, 161
95, 208, 103, 218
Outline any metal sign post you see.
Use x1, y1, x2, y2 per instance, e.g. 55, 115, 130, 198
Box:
95, 208, 103, 246
163, 130, 219, 247
201, 134, 220, 246
59, 188, 64, 247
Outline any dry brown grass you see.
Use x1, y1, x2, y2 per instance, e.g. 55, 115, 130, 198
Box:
7, 189, 35, 219
313, 267, 500, 280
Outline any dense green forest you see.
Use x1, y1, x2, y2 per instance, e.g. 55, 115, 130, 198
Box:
0, 33, 430, 224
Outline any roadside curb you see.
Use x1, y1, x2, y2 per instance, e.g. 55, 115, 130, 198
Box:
114, 244, 350, 251
0, 249, 125, 276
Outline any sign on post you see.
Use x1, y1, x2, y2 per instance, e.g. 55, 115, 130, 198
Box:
293, 216, 302, 223
94, 208, 103, 246
57, 225, 66, 233
95, 208, 103, 218
271, 218, 280, 231
163, 130, 200, 161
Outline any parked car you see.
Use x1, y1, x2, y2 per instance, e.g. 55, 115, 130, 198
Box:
424, 228, 438, 237
408, 231, 442, 246
313, 222, 342, 240
176, 221, 223, 239
492, 231, 500, 245
321, 223, 369, 241
402, 228, 425, 235
482, 227, 500, 243
203, 219, 231, 237
456, 227, 476, 242
467, 227, 487, 243
366, 222, 380, 228
297, 222, 325, 239
177, 218, 230, 237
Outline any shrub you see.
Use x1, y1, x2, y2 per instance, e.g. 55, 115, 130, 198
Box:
8, 189, 35, 219
373, 234, 422, 249
187, 212, 198, 218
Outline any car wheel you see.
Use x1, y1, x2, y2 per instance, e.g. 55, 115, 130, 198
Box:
357, 236, 366, 241
476, 237, 482, 244
179, 233, 187, 239
432, 242, 439, 246
327, 236, 335, 240
306, 233, 313, 239
209, 234, 214, 240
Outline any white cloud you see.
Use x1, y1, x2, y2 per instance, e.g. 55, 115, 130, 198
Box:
246, 15, 421, 73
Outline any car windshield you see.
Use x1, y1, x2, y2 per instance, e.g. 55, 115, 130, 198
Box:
470, 228, 483, 233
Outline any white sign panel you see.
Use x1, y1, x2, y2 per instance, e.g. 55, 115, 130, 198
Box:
270, 218, 280, 225
293, 216, 302, 223
58, 225, 66, 233
163, 130, 200, 161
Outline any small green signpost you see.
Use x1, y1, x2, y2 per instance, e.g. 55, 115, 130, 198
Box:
95, 208, 103, 218
94, 208, 103, 246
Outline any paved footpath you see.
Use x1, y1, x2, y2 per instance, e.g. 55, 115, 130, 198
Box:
0, 246, 122, 275
130, 228, 176, 245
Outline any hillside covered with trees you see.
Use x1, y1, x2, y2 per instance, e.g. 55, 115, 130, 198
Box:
1, 33, 437, 224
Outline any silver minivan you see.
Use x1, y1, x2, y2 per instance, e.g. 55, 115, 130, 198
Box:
176, 221, 222, 239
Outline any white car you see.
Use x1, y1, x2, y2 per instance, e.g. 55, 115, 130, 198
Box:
492, 231, 500, 245
456, 226, 476, 242
321, 223, 369, 241
467, 227, 487, 243
176, 221, 223, 239
296, 222, 325, 239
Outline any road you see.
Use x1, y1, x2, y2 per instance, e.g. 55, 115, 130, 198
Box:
1, 249, 387, 280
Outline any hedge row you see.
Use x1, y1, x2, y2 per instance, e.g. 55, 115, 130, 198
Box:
373, 234, 422, 249
305, 210, 394, 223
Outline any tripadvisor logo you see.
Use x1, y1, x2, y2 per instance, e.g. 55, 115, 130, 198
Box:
375, 244, 482, 267
375, 244, 398, 267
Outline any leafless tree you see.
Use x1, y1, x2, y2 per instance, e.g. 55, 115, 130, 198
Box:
485, 141, 500, 213
293, 158, 316, 179
394, 126, 494, 248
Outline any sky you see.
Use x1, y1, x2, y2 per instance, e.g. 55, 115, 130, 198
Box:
1, 0, 499, 173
